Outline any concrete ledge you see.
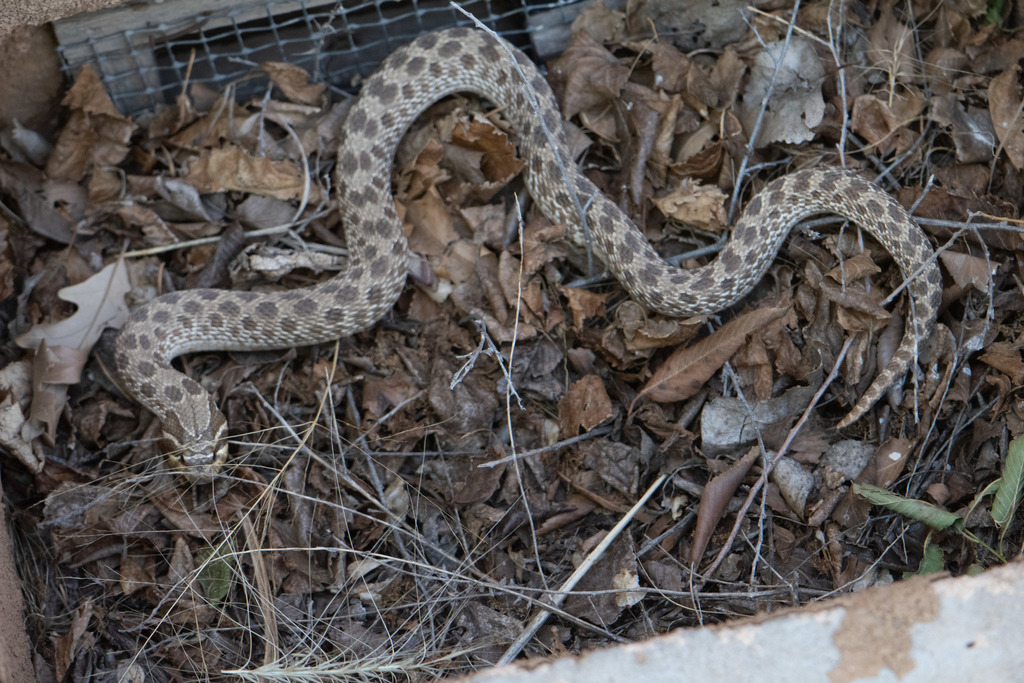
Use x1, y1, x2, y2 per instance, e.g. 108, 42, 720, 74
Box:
465, 562, 1024, 682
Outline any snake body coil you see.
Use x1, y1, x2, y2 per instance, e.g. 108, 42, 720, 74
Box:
114, 28, 941, 476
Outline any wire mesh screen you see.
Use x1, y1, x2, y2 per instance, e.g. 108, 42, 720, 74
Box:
53, 0, 588, 116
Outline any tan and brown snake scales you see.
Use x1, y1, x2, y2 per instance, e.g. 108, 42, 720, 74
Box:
114, 27, 941, 477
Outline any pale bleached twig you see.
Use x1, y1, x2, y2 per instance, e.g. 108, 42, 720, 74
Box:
497, 473, 667, 664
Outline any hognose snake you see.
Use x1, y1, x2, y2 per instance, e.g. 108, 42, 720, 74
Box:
114, 27, 941, 477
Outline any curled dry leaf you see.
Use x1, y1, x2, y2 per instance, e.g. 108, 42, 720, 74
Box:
450, 116, 524, 187
652, 180, 729, 232
691, 446, 759, 563
989, 64, 1024, 170
261, 62, 325, 106
571, 1, 627, 44
627, 0, 749, 52
0, 360, 41, 473
771, 455, 815, 519
0, 161, 84, 244
184, 145, 306, 200
850, 92, 925, 156
635, 306, 788, 407
929, 94, 998, 164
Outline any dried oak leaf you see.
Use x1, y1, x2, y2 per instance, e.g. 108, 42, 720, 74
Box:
16, 259, 131, 353
563, 533, 640, 624
635, 306, 788, 406
570, 0, 627, 44
0, 360, 40, 472
450, 116, 524, 186
15, 259, 131, 446
850, 91, 925, 156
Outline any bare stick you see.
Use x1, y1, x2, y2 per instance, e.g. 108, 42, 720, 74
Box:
497, 473, 667, 664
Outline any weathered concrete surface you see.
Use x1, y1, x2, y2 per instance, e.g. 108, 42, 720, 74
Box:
465, 561, 1024, 682
0, 0, 119, 36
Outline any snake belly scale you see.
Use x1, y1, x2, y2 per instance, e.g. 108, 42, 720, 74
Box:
114, 27, 941, 477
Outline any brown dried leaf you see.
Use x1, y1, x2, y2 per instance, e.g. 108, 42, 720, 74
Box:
167, 98, 250, 148
53, 599, 97, 680
0, 160, 84, 244
117, 203, 175, 246
27, 342, 82, 443
559, 375, 613, 437
825, 251, 882, 284
874, 438, 912, 490
549, 32, 630, 120
636, 307, 788, 405
691, 447, 759, 563
559, 286, 607, 329
738, 37, 824, 147
850, 95, 899, 153
979, 342, 1024, 384
16, 259, 131, 352
184, 145, 305, 200
866, 9, 918, 85
938, 249, 994, 292
261, 62, 325, 106
570, 1, 626, 44
646, 42, 691, 94
563, 533, 638, 624
15, 261, 131, 445
46, 65, 135, 182
452, 452, 506, 505
405, 184, 454, 251
0, 360, 40, 472
459, 203, 508, 250
450, 118, 524, 184
989, 64, 1024, 170
652, 180, 729, 232
832, 438, 912, 528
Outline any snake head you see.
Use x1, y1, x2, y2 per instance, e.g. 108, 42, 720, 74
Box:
158, 401, 229, 481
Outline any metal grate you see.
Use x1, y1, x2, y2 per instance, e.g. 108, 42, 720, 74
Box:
53, 0, 590, 116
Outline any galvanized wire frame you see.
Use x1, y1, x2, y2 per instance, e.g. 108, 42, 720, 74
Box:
53, 0, 588, 116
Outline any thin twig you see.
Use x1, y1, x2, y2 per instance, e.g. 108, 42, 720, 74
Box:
498, 474, 667, 664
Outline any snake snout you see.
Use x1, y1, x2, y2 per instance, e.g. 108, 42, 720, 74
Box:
159, 407, 229, 481
163, 440, 229, 481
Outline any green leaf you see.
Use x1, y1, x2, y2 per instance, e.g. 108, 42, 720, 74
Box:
992, 435, 1024, 533
985, 0, 1005, 27
854, 482, 963, 531
198, 543, 234, 603
903, 533, 944, 578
